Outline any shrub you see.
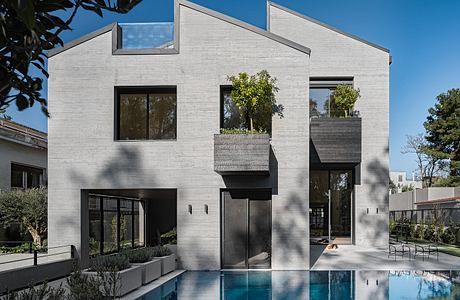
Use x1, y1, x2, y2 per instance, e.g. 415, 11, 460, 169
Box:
414, 224, 425, 240
424, 224, 435, 242
66, 268, 103, 300
5, 282, 65, 300
441, 226, 457, 244
0, 242, 46, 254
409, 223, 417, 239
124, 248, 154, 263
220, 128, 267, 134
90, 254, 130, 272
389, 220, 397, 235
152, 245, 172, 257
161, 228, 177, 245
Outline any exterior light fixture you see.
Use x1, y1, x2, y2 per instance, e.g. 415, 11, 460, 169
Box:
188, 204, 192, 214
204, 204, 209, 214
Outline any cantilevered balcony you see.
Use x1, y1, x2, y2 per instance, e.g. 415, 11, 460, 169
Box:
214, 134, 270, 175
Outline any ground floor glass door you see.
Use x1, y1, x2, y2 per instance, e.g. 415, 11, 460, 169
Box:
310, 170, 353, 244
221, 190, 271, 269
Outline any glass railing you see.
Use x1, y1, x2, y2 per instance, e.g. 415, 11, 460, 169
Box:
119, 22, 174, 49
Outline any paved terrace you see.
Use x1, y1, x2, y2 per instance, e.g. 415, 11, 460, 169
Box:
311, 245, 460, 270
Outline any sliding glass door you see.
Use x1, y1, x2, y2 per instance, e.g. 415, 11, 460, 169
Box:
309, 170, 353, 244
221, 190, 271, 269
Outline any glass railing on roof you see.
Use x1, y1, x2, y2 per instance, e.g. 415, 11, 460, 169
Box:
119, 22, 174, 49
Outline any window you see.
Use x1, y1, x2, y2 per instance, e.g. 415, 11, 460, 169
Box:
309, 78, 353, 118
398, 175, 403, 182
88, 195, 145, 256
220, 86, 244, 130
11, 163, 45, 189
116, 87, 177, 140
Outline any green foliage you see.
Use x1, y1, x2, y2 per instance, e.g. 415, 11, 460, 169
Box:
401, 184, 414, 192
441, 225, 457, 244
0, 0, 141, 115
220, 128, 267, 134
90, 254, 130, 272
330, 84, 361, 117
424, 88, 460, 177
389, 179, 397, 194
0, 188, 47, 246
424, 224, 435, 242
389, 220, 397, 235
161, 227, 177, 245
0, 242, 45, 254
66, 268, 103, 300
227, 70, 281, 132
152, 245, 173, 257
5, 282, 65, 300
414, 224, 425, 240
124, 247, 154, 263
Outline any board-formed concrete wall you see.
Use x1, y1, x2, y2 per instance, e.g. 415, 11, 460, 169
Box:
48, 1, 310, 269
269, 3, 390, 247
0, 139, 47, 192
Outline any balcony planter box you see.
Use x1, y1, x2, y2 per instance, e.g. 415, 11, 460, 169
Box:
154, 254, 176, 275
214, 134, 270, 175
132, 258, 162, 285
83, 265, 142, 297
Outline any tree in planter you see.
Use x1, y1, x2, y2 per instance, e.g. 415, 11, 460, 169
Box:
330, 84, 361, 117
0, 187, 47, 246
227, 70, 281, 132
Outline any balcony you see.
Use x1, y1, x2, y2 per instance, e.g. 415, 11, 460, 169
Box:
214, 134, 270, 175
310, 117, 362, 164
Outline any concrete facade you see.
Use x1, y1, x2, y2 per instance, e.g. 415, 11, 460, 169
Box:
0, 119, 47, 192
47, 0, 389, 270
268, 3, 390, 247
390, 171, 423, 193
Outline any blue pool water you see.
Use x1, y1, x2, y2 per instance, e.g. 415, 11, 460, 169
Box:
137, 270, 460, 300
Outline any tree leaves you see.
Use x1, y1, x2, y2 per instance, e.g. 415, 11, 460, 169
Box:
0, 0, 142, 116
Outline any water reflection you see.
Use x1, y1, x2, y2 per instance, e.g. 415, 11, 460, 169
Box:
137, 270, 460, 300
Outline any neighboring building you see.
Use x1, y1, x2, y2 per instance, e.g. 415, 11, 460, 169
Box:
390, 171, 423, 193
47, 0, 390, 269
0, 119, 47, 192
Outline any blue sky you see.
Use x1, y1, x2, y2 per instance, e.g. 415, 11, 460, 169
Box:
6, 0, 460, 175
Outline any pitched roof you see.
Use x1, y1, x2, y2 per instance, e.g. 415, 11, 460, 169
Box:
268, 1, 390, 53
0, 119, 47, 149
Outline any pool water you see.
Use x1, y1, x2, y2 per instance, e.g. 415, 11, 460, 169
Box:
136, 270, 460, 300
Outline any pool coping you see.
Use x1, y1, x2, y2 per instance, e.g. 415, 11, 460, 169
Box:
120, 269, 186, 299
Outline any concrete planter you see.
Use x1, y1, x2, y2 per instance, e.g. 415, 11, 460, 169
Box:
132, 258, 162, 285
154, 254, 176, 275
83, 265, 142, 297
214, 134, 270, 175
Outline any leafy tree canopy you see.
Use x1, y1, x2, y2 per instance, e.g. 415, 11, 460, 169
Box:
0, 187, 48, 246
424, 88, 460, 177
0, 0, 141, 116
330, 84, 360, 117
227, 70, 282, 132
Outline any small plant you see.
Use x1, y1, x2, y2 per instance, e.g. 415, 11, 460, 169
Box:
152, 245, 172, 257
441, 225, 457, 244
5, 282, 65, 300
220, 128, 267, 135
124, 248, 154, 263
161, 228, 177, 245
90, 254, 130, 272
414, 224, 425, 240
66, 268, 104, 300
330, 84, 360, 117
424, 224, 435, 242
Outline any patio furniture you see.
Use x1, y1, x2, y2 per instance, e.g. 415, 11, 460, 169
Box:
388, 242, 411, 261
413, 244, 439, 261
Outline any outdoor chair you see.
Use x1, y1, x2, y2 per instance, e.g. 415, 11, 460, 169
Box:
388, 242, 411, 261
413, 244, 439, 261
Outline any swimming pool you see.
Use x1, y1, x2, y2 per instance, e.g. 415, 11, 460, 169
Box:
136, 270, 460, 299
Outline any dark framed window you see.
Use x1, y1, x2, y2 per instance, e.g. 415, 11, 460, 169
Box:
89, 195, 145, 256
116, 87, 177, 140
11, 163, 45, 189
309, 77, 353, 118
220, 86, 244, 130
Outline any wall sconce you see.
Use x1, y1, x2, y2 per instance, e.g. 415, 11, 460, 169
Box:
188, 204, 192, 214
204, 204, 209, 214
376, 207, 379, 214
366, 208, 369, 214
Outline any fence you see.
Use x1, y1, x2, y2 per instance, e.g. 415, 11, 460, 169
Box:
390, 208, 460, 225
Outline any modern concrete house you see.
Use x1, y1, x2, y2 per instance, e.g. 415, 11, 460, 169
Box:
47, 0, 390, 270
0, 119, 47, 192
390, 171, 423, 193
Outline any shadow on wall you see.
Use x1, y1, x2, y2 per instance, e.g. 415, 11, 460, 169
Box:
358, 156, 389, 246
69, 146, 149, 188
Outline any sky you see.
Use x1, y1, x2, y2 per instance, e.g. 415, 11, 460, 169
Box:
6, 0, 460, 176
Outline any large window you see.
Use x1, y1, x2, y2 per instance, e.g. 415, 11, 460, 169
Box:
11, 163, 45, 189
89, 195, 145, 256
116, 87, 177, 140
309, 78, 353, 118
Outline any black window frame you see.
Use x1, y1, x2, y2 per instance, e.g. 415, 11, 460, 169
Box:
115, 86, 177, 141
220, 85, 233, 129
10, 162, 45, 189
309, 77, 354, 118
